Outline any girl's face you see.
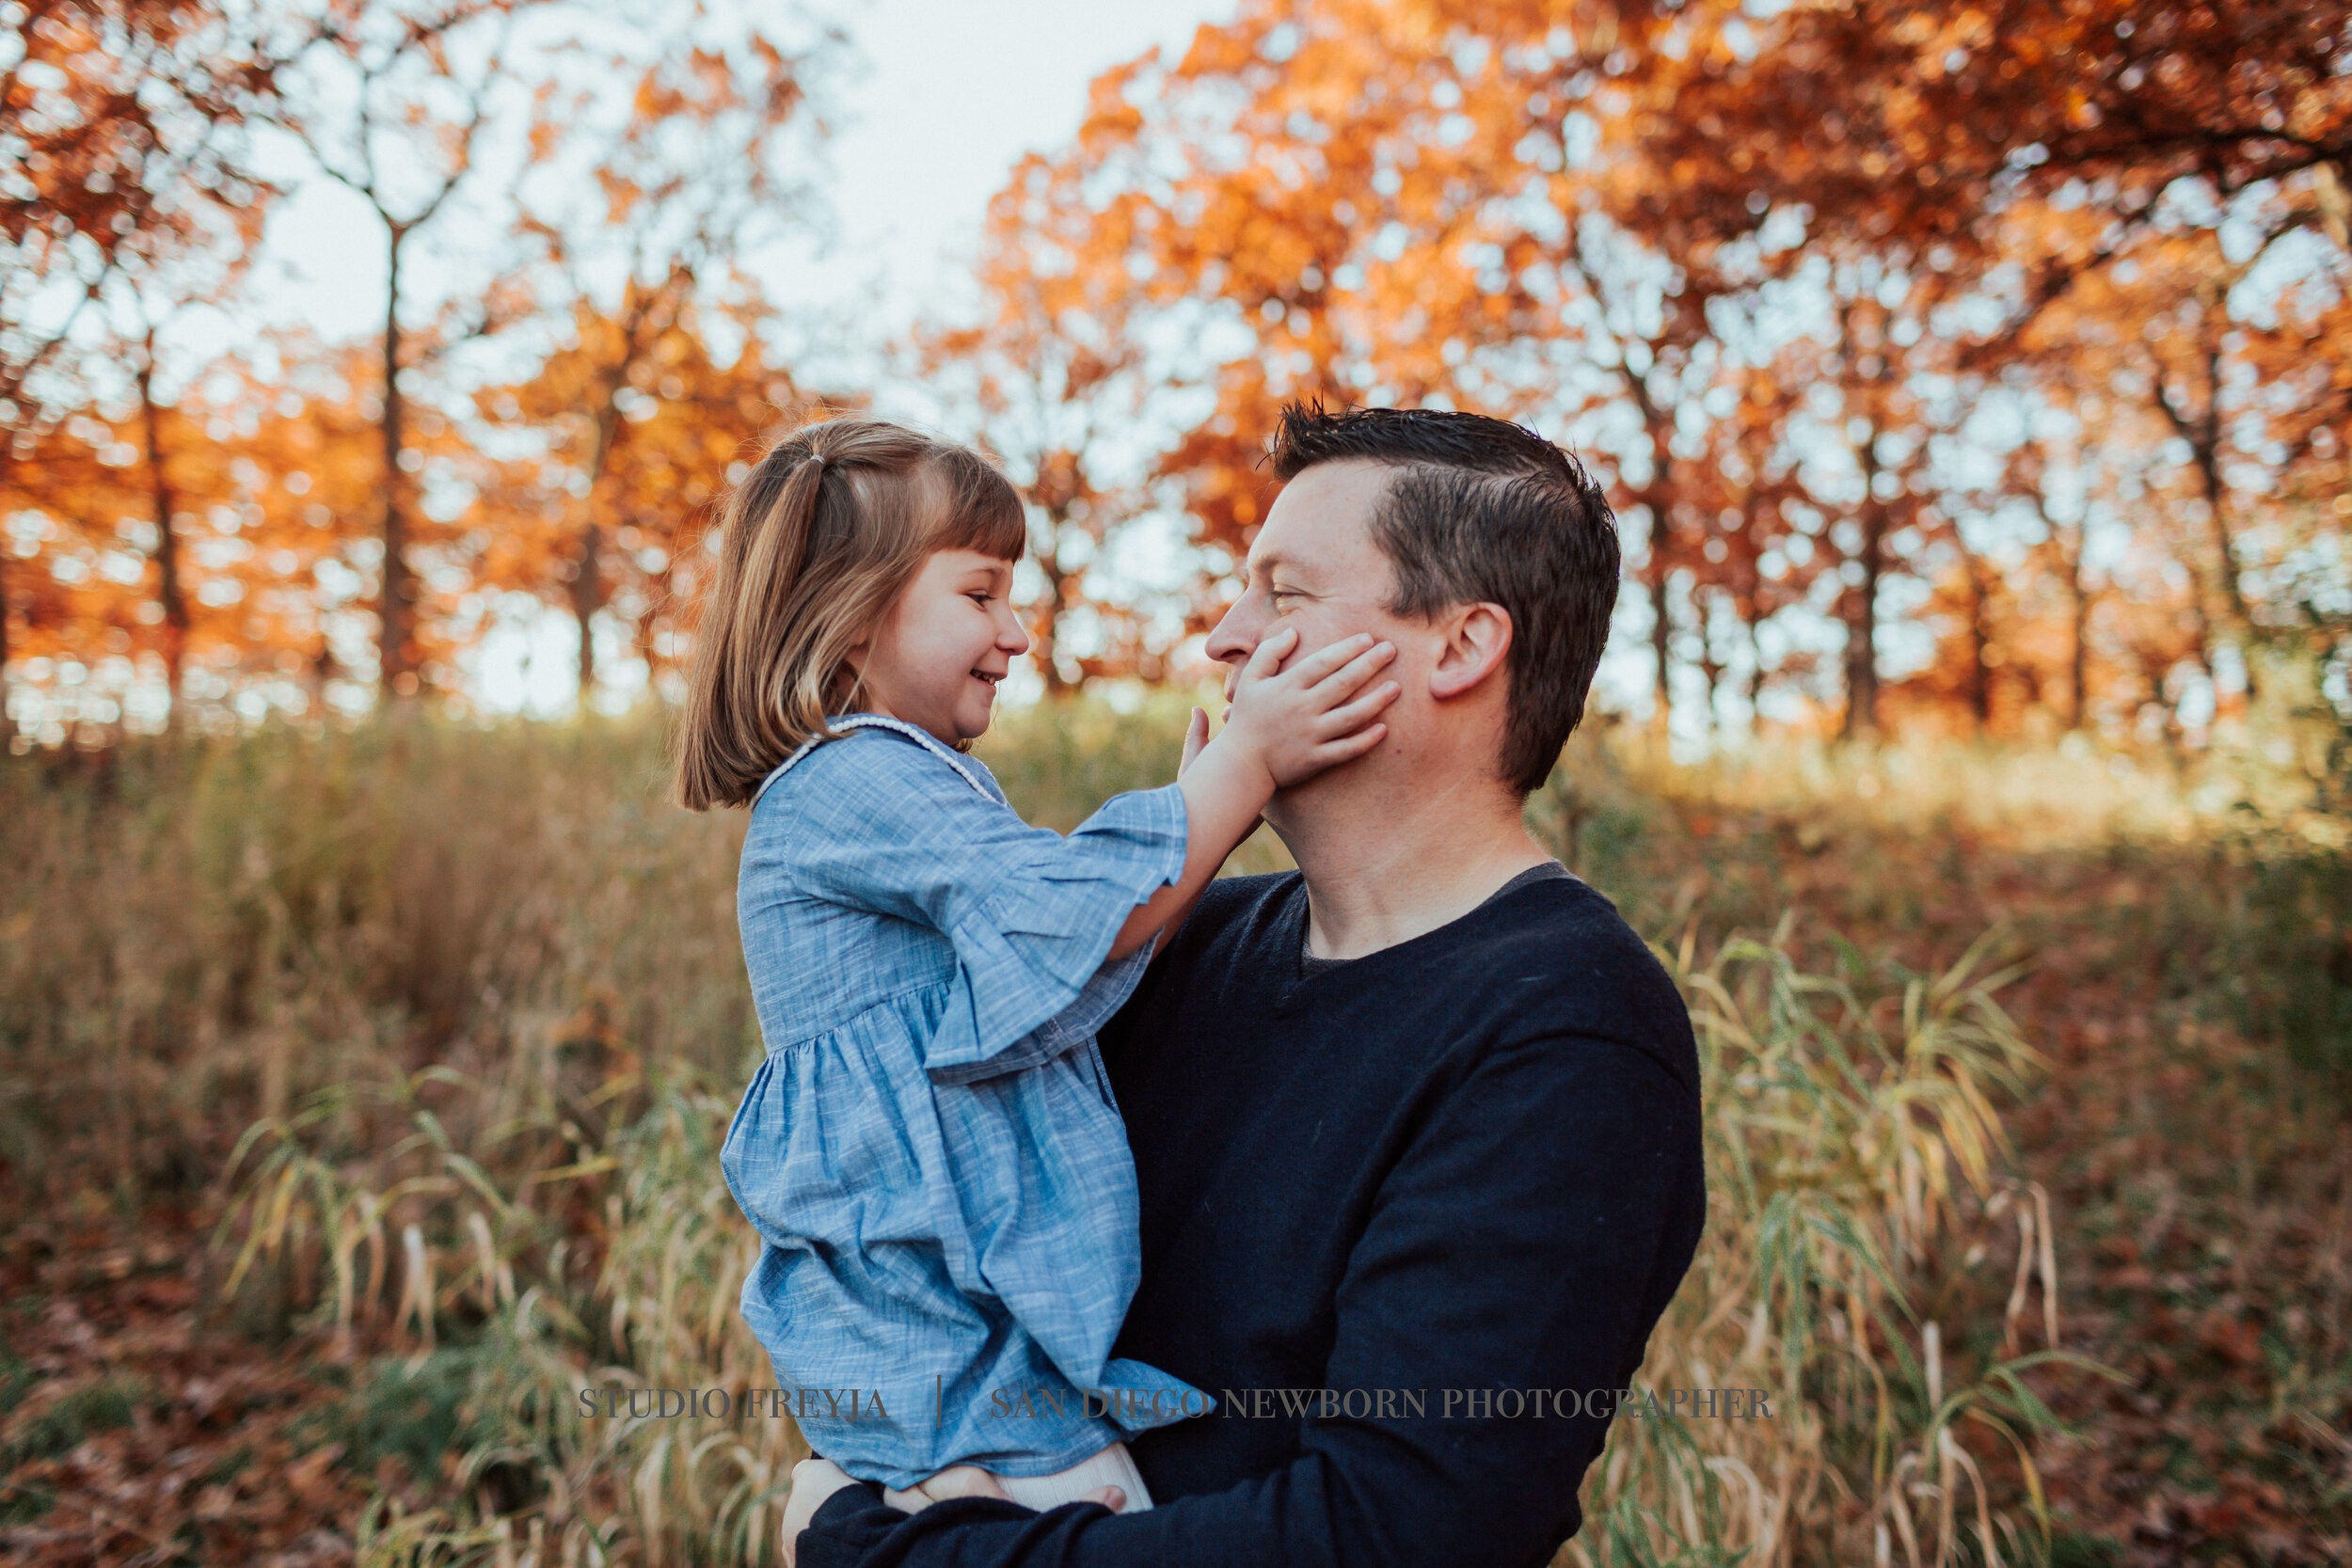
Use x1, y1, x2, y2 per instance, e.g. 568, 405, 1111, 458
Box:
850, 547, 1030, 745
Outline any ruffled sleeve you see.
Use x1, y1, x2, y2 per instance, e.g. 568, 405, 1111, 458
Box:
777, 728, 1187, 1080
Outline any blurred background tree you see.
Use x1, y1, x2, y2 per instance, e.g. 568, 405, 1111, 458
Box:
2, 0, 283, 725
2, 0, 2344, 770
467, 16, 833, 704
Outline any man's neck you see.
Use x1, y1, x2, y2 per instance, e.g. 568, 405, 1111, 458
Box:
1275, 774, 1553, 961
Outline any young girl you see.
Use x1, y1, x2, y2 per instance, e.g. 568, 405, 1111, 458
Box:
677, 419, 1398, 1514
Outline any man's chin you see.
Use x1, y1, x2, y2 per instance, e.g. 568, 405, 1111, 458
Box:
1265, 749, 1378, 827
1261, 780, 1318, 838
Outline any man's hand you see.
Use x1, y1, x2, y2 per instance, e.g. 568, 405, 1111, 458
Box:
782, 1458, 1129, 1563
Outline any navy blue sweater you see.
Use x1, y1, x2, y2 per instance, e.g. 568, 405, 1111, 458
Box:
800, 870, 1706, 1568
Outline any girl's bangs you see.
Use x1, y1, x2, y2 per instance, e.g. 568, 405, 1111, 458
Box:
933, 449, 1030, 562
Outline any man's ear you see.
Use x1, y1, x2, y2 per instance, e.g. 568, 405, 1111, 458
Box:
1427, 603, 1512, 700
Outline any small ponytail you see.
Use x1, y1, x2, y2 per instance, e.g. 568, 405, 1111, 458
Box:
730, 452, 829, 666
675, 419, 1027, 810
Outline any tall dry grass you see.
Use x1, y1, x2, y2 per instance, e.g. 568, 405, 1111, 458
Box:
1578, 926, 2090, 1568
2, 706, 2107, 1565
1, 717, 755, 1211
1597, 724, 2346, 853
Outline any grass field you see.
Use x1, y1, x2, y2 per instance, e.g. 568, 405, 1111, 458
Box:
1, 703, 2346, 1566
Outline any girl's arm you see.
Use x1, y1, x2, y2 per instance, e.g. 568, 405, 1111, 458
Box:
1136, 707, 1220, 960
1107, 629, 1397, 960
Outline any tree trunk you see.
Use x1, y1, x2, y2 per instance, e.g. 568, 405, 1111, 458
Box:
379, 230, 414, 698
307, 635, 333, 714
1843, 449, 1886, 741
2186, 432, 2255, 709
1847, 514, 1883, 737
2185, 340, 2250, 632
2190, 435, 2249, 632
0, 523, 11, 742
2145, 646, 2187, 752
1613, 366, 1677, 736
634, 555, 672, 691
137, 345, 189, 729
1646, 546, 1672, 734
573, 353, 636, 705
1035, 513, 1073, 697
0, 467, 11, 738
1838, 303, 1889, 741
1745, 612, 1767, 725
2063, 529, 2090, 730
1694, 590, 1724, 736
1965, 555, 1993, 734
2186, 578, 2217, 696
571, 522, 602, 700
2154, 329, 2253, 705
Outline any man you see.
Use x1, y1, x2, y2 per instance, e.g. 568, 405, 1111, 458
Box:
787, 404, 1706, 1568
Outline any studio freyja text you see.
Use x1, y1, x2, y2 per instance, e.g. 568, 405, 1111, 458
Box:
576, 1385, 1775, 1423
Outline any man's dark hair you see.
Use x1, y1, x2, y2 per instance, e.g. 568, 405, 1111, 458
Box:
1267, 402, 1620, 795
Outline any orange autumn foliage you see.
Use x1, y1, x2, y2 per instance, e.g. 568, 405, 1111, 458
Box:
952, 0, 2347, 740
469, 280, 833, 698
3, 348, 389, 726
3, 0, 2345, 752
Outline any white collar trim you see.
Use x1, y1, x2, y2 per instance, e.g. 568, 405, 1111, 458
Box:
751, 714, 995, 810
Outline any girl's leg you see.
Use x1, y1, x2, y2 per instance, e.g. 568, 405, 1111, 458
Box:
994, 1442, 1154, 1513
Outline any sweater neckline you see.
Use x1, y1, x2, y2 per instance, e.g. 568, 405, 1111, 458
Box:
1274, 861, 1581, 1006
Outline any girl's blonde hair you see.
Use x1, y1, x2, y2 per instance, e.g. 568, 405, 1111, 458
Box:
675, 417, 1026, 810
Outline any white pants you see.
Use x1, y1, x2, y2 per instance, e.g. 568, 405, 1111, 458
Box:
996, 1442, 1154, 1513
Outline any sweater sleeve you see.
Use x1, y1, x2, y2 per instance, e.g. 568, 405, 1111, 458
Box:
779, 733, 1188, 1079
794, 1033, 1708, 1568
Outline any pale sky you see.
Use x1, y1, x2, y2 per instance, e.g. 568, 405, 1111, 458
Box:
803, 0, 1241, 325
255, 0, 1236, 354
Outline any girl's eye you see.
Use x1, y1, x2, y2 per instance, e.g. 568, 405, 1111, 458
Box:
967, 592, 993, 607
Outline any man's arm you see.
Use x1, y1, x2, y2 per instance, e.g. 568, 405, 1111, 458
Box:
797, 1032, 1707, 1568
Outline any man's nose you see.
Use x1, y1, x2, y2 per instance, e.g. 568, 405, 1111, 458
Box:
1202, 595, 1259, 669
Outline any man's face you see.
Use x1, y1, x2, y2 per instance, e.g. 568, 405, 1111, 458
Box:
1205, 458, 1420, 736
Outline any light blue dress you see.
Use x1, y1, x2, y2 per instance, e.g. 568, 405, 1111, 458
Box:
718, 714, 1212, 1488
